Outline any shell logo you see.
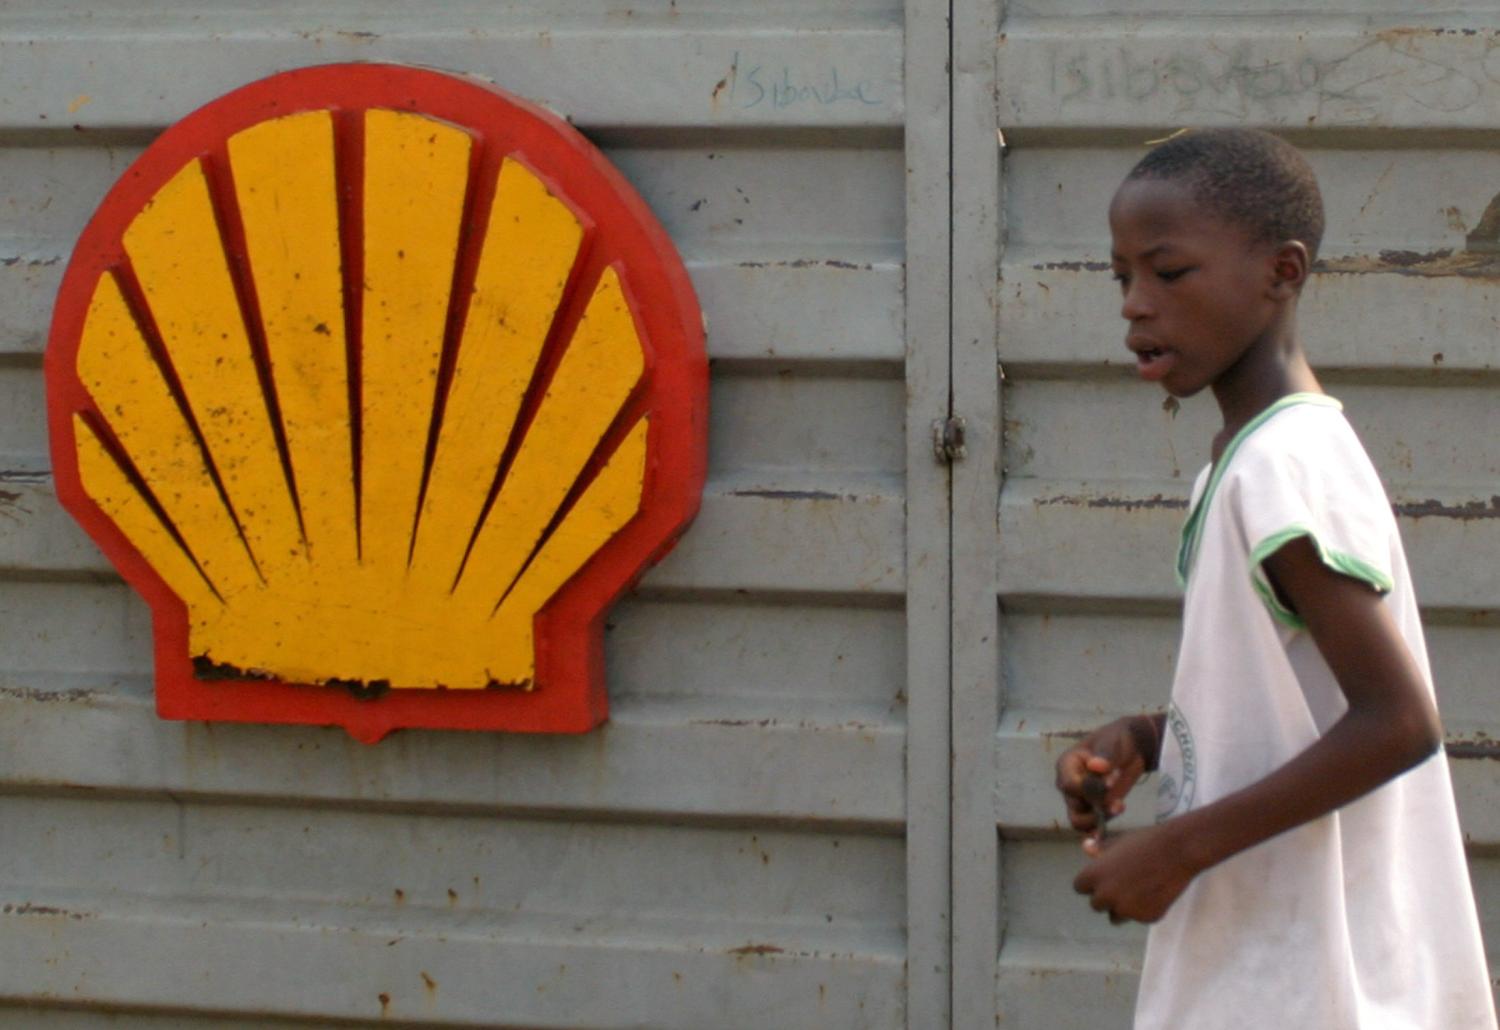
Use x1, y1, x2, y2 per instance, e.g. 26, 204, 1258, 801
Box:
45, 64, 707, 742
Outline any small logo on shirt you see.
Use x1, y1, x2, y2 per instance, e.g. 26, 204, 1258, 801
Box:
1156, 703, 1197, 822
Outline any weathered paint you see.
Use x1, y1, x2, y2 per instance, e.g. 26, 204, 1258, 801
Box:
358, 109, 472, 576
73, 414, 221, 614
494, 416, 651, 651
46, 65, 707, 738
6, 15, 926, 1022
122, 156, 308, 575
978, 6, 1500, 1024
74, 273, 259, 594
2, 12, 929, 1029
2, 7, 1496, 1024
228, 110, 357, 569
449, 266, 646, 618
409, 157, 586, 587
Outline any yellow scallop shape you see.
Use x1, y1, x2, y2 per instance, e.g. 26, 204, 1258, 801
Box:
228, 109, 357, 570
359, 109, 473, 576
408, 157, 585, 591
76, 273, 261, 596
122, 157, 306, 581
74, 109, 648, 691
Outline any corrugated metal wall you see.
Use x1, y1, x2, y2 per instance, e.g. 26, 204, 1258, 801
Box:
967, 3, 1500, 1026
0, 2, 957, 1026
4, 2, 1497, 1027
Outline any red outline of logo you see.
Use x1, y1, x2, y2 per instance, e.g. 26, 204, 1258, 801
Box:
46, 64, 707, 742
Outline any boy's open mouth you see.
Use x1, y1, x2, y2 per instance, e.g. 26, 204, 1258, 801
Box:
1132, 346, 1175, 382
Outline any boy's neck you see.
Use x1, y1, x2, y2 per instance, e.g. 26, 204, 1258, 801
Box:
1208, 315, 1321, 460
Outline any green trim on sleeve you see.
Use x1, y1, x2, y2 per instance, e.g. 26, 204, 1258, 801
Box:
1175, 393, 1343, 588
1248, 523, 1395, 630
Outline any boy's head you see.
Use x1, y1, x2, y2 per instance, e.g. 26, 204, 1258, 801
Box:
1108, 129, 1323, 398
1123, 128, 1324, 262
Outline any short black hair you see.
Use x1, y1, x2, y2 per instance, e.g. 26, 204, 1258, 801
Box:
1125, 128, 1325, 261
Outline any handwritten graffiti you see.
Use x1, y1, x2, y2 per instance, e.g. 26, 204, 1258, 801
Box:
723, 50, 883, 111
1045, 34, 1499, 120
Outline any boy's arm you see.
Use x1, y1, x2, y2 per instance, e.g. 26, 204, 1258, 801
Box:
1073, 535, 1442, 924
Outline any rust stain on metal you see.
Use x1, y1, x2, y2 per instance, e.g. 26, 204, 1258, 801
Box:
1035, 493, 1189, 512
313, 671, 399, 699
1446, 738, 1500, 760
420, 971, 437, 992
3, 903, 93, 920
191, 656, 271, 682
1393, 496, 1500, 520
690, 717, 884, 735
1040, 729, 1091, 756
1031, 260, 1110, 272
729, 488, 846, 501
730, 943, 785, 956
1373, 25, 1487, 43
0, 470, 40, 523
736, 258, 871, 271
1316, 247, 1500, 279
0, 686, 99, 703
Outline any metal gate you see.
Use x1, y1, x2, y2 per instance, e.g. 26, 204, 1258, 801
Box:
0, 2, 1496, 1027
956, 3, 1500, 1026
0, 1, 949, 1026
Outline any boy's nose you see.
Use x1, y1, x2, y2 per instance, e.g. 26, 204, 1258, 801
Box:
1120, 281, 1153, 321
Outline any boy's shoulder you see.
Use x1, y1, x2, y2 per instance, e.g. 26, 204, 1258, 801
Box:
1230, 396, 1364, 476
1219, 397, 1394, 525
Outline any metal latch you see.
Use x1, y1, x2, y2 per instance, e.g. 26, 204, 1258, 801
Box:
932, 415, 966, 464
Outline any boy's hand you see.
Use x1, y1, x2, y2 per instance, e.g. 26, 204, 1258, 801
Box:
1054, 715, 1158, 836
1073, 822, 1199, 924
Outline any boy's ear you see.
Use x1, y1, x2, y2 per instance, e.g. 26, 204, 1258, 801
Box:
1268, 240, 1310, 299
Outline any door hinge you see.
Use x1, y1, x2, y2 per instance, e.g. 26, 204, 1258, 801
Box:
932, 415, 966, 464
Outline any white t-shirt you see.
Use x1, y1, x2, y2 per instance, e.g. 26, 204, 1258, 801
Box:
1136, 394, 1495, 1029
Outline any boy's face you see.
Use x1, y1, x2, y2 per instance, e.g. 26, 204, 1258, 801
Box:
1108, 177, 1281, 399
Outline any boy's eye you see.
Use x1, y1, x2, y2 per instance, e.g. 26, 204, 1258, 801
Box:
1157, 267, 1191, 282
1112, 272, 1130, 289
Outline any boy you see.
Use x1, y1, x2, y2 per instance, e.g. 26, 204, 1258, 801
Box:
1054, 128, 1496, 1027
